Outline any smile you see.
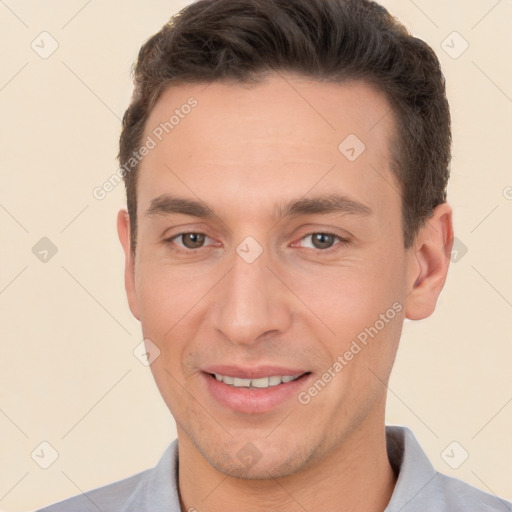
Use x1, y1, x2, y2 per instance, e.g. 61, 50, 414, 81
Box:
211, 373, 302, 388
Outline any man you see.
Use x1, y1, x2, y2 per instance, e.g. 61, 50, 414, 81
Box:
38, 0, 511, 510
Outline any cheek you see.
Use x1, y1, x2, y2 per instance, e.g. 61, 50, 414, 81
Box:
292, 259, 403, 334
286, 246, 406, 385
135, 253, 200, 327
134, 258, 217, 371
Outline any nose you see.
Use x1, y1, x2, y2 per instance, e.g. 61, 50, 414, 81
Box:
209, 244, 292, 346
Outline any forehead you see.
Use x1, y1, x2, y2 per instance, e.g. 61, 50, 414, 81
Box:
137, 74, 400, 223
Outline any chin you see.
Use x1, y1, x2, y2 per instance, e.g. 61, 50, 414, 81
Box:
196, 437, 316, 480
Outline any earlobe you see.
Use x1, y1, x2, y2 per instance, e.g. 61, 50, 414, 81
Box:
117, 209, 140, 321
405, 203, 454, 320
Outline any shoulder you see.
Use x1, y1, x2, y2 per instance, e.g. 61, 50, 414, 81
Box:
35, 440, 180, 512
434, 472, 511, 512
35, 468, 152, 512
385, 425, 511, 512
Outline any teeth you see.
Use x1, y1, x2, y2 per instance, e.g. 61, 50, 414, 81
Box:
251, 377, 271, 388
213, 373, 301, 388
233, 377, 251, 387
223, 375, 234, 385
269, 376, 282, 386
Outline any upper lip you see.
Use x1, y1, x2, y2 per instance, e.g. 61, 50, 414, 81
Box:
203, 365, 309, 379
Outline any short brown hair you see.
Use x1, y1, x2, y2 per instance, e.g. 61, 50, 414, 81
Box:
119, 0, 451, 252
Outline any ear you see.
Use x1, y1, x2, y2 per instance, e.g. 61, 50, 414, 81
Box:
117, 209, 140, 321
405, 202, 454, 320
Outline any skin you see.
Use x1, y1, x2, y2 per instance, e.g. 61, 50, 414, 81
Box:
117, 74, 453, 511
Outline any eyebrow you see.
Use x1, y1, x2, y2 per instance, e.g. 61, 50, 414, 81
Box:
145, 193, 373, 220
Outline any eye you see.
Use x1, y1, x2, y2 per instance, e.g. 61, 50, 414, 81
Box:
164, 231, 347, 254
295, 232, 347, 252
166, 232, 214, 251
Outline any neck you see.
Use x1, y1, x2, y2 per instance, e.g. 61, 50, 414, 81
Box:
177, 408, 396, 512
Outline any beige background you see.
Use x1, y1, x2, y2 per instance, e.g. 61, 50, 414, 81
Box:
0, 0, 511, 510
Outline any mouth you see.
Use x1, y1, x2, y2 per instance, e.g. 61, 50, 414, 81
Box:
208, 372, 305, 389
201, 367, 312, 414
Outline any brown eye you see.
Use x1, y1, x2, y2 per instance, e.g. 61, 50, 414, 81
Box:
164, 231, 218, 254
309, 233, 337, 249
180, 233, 206, 249
293, 232, 348, 253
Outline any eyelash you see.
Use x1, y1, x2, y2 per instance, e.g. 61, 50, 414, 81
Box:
163, 231, 348, 255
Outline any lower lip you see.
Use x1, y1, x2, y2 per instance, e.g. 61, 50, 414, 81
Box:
202, 372, 311, 414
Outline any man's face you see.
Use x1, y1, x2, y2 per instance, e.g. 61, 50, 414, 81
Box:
120, 75, 419, 478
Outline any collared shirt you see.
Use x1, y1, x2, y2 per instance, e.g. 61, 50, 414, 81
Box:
37, 425, 511, 511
